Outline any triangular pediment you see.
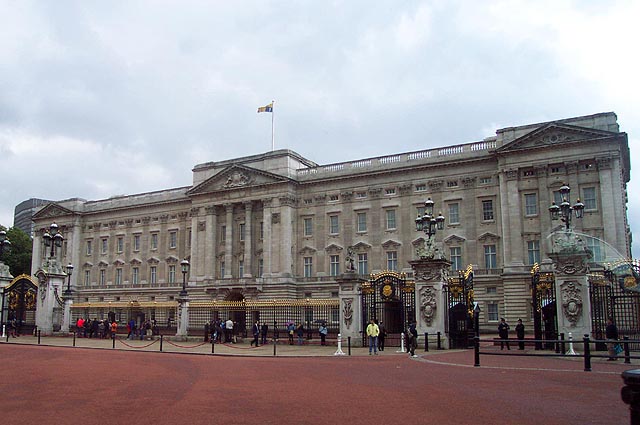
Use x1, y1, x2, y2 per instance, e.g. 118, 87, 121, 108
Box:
299, 245, 317, 255
443, 234, 466, 245
478, 232, 500, 243
32, 203, 76, 220
325, 243, 343, 253
495, 123, 618, 154
352, 241, 372, 251
381, 239, 402, 249
187, 165, 292, 196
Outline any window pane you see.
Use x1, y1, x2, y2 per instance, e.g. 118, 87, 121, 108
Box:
525, 193, 538, 216
387, 251, 398, 271
484, 245, 497, 269
482, 200, 494, 221
358, 253, 368, 275
357, 213, 367, 232
449, 203, 459, 224
386, 210, 396, 229
583, 187, 597, 210
450, 247, 462, 270
330, 255, 340, 276
527, 240, 540, 265
304, 218, 313, 236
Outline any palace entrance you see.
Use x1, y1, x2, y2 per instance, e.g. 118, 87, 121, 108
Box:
1, 274, 38, 336
361, 271, 415, 346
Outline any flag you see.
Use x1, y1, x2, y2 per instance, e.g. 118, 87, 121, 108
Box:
257, 102, 273, 113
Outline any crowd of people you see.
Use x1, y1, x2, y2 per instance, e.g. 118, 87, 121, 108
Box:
74, 317, 160, 340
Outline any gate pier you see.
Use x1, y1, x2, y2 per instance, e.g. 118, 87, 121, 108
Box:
34, 260, 67, 336
409, 258, 450, 349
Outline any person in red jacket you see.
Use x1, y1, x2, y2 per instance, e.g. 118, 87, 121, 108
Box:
76, 318, 84, 337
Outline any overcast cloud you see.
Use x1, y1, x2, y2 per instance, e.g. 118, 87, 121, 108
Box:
1, 0, 639, 256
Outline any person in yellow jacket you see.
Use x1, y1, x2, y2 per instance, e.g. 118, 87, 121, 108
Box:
366, 319, 380, 355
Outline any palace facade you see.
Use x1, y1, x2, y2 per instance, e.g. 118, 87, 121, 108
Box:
31, 112, 631, 332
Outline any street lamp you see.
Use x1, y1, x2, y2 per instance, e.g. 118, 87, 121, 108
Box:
42, 222, 64, 258
64, 263, 74, 296
180, 259, 190, 297
0, 230, 11, 259
549, 184, 584, 231
415, 197, 445, 259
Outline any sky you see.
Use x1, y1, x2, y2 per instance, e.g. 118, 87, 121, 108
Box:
1, 1, 639, 256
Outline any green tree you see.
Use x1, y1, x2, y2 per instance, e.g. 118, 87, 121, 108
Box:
0, 225, 32, 277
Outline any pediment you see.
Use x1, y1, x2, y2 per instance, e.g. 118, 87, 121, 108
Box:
325, 243, 344, 253
166, 255, 179, 264
130, 258, 142, 265
147, 256, 160, 264
113, 259, 125, 266
478, 232, 500, 243
187, 164, 292, 196
495, 123, 618, 154
32, 203, 76, 220
443, 235, 466, 245
411, 237, 426, 247
299, 246, 317, 255
352, 241, 372, 251
98, 260, 109, 268
381, 239, 402, 249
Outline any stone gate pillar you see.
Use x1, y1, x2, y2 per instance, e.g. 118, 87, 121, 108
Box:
61, 297, 73, 334
409, 258, 451, 349
337, 272, 365, 346
549, 248, 593, 340
35, 259, 67, 336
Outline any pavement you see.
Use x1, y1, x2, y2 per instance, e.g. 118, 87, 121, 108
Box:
0, 334, 635, 424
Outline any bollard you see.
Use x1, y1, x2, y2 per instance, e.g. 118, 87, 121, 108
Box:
1, 324, 5, 338
160, 334, 163, 352
73, 331, 76, 347
38, 330, 41, 345
621, 369, 640, 425
211, 339, 215, 354
397, 332, 406, 353
273, 337, 277, 357
583, 334, 591, 372
624, 336, 631, 364
437, 331, 443, 350
425, 332, 429, 352
334, 333, 346, 356
474, 336, 480, 367
113, 333, 116, 349
348, 336, 351, 356
566, 332, 578, 355
559, 333, 565, 355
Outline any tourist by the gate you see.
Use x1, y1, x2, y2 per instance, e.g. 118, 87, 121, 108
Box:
606, 317, 619, 361
318, 322, 328, 346
515, 319, 525, 350
260, 321, 268, 345
366, 319, 379, 355
407, 322, 418, 358
251, 320, 260, 347
377, 321, 387, 352
498, 318, 510, 350
296, 322, 304, 345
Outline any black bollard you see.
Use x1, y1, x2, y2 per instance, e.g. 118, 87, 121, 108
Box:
583, 334, 591, 372
425, 332, 429, 352
621, 369, 640, 425
437, 331, 442, 350
112, 333, 116, 349
73, 331, 76, 347
560, 333, 565, 355
38, 330, 41, 345
474, 336, 480, 367
273, 337, 277, 357
348, 336, 351, 356
211, 339, 215, 354
625, 336, 631, 364
160, 334, 163, 352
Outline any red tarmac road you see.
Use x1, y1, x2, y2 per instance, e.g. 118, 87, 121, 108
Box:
0, 344, 629, 425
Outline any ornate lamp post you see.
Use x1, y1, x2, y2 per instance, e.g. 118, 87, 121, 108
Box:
0, 230, 11, 259
549, 184, 584, 231
64, 264, 74, 296
180, 259, 190, 298
42, 222, 64, 258
415, 198, 445, 259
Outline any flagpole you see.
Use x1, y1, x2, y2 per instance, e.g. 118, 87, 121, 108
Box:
271, 100, 275, 151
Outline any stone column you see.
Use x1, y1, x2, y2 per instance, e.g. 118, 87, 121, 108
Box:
409, 258, 451, 348
549, 242, 593, 339
176, 298, 189, 339
189, 207, 200, 265
204, 206, 217, 279
279, 196, 295, 277
35, 260, 67, 336
337, 272, 365, 345
262, 198, 273, 278
224, 204, 233, 279
243, 201, 253, 278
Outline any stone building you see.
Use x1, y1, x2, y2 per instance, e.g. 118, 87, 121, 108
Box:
30, 112, 631, 333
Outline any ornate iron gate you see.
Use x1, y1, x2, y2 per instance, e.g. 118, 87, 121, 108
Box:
1, 274, 38, 335
591, 260, 640, 351
361, 271, 415, 346
530, 263, 557, 350
445, 265, 474, 349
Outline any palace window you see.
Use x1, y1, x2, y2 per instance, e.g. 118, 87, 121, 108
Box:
168, 265, 176, 283
329, 215, 339, 235
330, 255, 340, 276
484, 245, 497, 269
387, 251, 398, 271
358, 253, 368, 275
583, 187, 597, 210
527, 240, 540, 265
357, 212, 367, 232
151, 233, 158, 250
385, 209, 397, 230
524, 193, 538, 216
169, 231, 177, 248
117, 237, 124, 253
150, 266, 157, 284
304, 218, 313, 236
132, 267, 139, 285
450, 247, 462, 270
482, 200, 494, 221
115, 268, 122, 285
86, 240, 92, 256
448, 203, 459, 224
304, 257, 313, 277
133, 234, 140, 251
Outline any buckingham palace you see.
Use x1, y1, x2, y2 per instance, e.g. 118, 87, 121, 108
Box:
26, 111, 631, 335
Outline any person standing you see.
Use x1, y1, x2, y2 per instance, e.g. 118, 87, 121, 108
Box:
225, 318, 234, 343
366, 319, 380, 355
515, 319, 525, 350
251, 321, 260, 347
378, 321, 387, 352
606, 317, 619, 361
296, 323, 305, 346
319, 322, 328, 346
260, 322, 269, 345
407, 322, 418, 357
204, 321, 210, 342
287, 322, 295, 345
498, 317, 510, 350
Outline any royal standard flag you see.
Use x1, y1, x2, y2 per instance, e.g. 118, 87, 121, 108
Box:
257, 102, 273, 113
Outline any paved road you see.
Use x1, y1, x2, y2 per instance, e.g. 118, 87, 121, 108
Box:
0, 337, 632, 424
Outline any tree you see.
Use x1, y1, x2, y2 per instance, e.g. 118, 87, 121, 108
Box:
0, 225, 32, 277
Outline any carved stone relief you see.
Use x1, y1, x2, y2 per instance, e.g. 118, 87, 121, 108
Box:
420, 286, 437, 326
561, 281, 582, 327
343, 298, 353, 329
